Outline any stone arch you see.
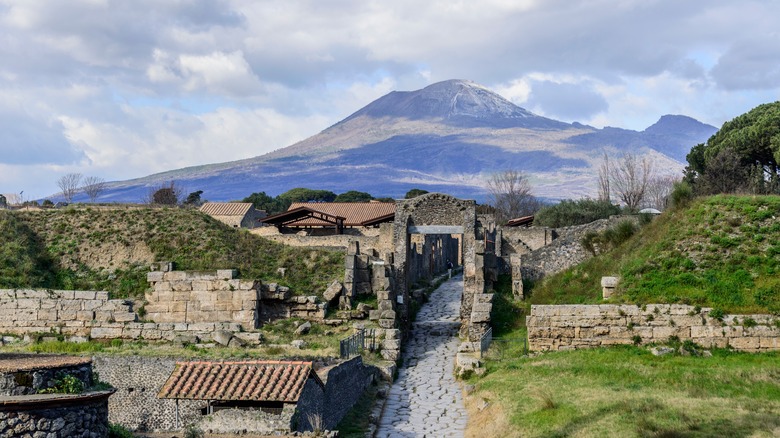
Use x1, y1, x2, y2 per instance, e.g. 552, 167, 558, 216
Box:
392, 193, 491, 340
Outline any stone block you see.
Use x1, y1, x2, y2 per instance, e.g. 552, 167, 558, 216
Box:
323, 280, 343, 302
376, 290, 393, 301
0, 300, 17, 310
380, 310, 396, 320
217, 269, 237, 280
163, 271, 187, 281
472, 302, 492, 314
385, 329, 401, 340
759, 337, 779, 349
382, 339, 401, 350
154, 281, 172, 292
379, 318, 397, 329
16, 299, 40, 310
191, 280, 211, 291
368, 310, 381, 321
91, 327, 123, 339
74, 290, 96, 300
470, 311, 491, 323
172, 281, 193, 292
147, 271, 164, 283
57, 309, 78, 321
381, 349, 400, 361
372, 277, 391, 292
113, 312, 137, 323
189, 322, 216, 332
76, 310, 95, 321
173, 291, 191, 301
378, 300, 394, 311
16, 290, 50, 299
729, 336, 761, 351
345, 269, 370, 283
82, 300, 103, 311
141, 329, 163, 340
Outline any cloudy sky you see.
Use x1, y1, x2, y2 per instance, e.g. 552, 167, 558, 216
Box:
2, 0, 779, 200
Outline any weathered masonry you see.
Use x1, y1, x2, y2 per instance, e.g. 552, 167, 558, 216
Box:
527, 304, 780, 352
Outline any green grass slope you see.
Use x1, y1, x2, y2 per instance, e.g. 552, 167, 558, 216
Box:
0, 207, 344, 298
530, 195, 780, 314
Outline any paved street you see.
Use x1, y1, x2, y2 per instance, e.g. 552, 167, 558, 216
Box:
376, 274, 467, 438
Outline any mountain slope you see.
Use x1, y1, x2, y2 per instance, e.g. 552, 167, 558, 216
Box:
91, 80, 717, 202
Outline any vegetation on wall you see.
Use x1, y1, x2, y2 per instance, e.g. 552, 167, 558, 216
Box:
529, 195, 780, 314
534, 198, 622, 228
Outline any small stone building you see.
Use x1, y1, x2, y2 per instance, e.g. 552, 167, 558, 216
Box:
158, 360, 325, 434
199, 202, 265, 229
0, 354, 114, 438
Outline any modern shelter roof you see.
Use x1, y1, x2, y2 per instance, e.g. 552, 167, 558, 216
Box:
505, 215, 534, 227
260, 202, 396, 228
286, 202, 395, 227
158, 360, 322, 402
199, 202, 254, 217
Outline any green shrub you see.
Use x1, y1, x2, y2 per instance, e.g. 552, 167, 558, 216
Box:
670, 181, 694, 209
108, 423, 134, 438
534, 198, 622, 228
38, 373, 84, 395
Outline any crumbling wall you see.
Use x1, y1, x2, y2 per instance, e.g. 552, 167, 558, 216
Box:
527, 304, 780, 352
515, 215, 642, 281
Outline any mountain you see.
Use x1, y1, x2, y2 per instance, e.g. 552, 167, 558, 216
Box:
91, 80, 718, 202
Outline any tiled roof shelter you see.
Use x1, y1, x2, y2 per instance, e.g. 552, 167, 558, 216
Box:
260, 202, 395, 233
158, 360, 322, 403
199, 202, 265, 229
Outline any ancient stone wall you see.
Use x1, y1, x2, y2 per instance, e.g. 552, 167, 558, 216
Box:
320, 356, 375, 430
517, 215, 641, 281
92, 356, 205, 432
145, 269, 259, 327
527, 304, 780, 352
0, 392, 112, 438
501, 226, 555, 257
0, 289, 137, 339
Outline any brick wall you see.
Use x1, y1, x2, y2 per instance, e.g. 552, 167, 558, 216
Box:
527, 304, 780, 352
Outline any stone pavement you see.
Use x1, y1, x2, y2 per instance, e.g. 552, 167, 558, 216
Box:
376, 274, 468, 438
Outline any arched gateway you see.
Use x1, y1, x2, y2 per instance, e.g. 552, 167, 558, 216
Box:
392, 193, 495, 341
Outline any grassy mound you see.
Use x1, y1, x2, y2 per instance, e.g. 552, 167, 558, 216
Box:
467, 346, 780, 438
0, 206, 344, 298
530, 195, 780, 314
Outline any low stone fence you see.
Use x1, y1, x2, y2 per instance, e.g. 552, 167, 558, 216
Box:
0, 289, 137, 339
527, 304, 780, 352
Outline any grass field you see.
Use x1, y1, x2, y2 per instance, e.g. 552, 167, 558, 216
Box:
466, 345, 780, 438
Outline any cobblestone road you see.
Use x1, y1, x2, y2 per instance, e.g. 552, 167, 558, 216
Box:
376, 274, 467, 438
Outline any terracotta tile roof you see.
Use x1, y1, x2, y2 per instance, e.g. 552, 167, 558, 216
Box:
200, 202, 254, 217
286, 202, 395, 227
0, 354, 91, 373
158, 360, 321, 402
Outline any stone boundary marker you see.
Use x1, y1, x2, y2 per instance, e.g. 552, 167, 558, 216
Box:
527, 304, 780, 352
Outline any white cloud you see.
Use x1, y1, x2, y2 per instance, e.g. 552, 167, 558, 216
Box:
2, 0, 780, 197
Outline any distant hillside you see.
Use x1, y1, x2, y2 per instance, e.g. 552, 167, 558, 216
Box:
77, 79, 717, 203
531, 195, 780, 314
0, 207, 344, 297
